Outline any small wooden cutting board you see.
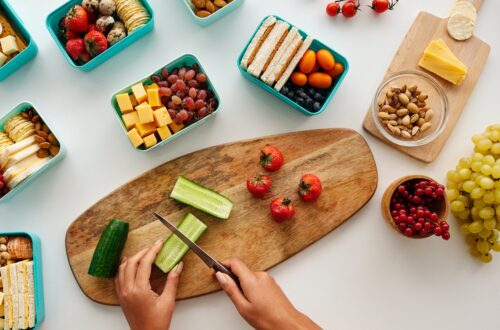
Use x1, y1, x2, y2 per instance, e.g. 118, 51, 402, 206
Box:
66, 129, 378, 305
363, 0, 490, 163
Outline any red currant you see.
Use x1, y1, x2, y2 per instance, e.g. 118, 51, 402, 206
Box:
442, 232, 451, 240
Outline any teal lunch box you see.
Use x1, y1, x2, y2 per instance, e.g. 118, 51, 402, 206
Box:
45, 0, 154, 72
0, 0, 38, 81
0, 232, 45, 329
111, 54, 221, 152
237, 15, 349, 116
183, 0, 245, 26
0, 102, 66, 203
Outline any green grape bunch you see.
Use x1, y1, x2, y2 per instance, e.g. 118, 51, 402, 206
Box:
446, 124, 500, 263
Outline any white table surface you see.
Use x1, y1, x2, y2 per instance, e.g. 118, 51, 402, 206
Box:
1, 0, 499, 329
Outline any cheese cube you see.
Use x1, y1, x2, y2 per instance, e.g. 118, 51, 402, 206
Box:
0, 303, 4, 317
129, 94, 138, 107
0, 291, 3, 305
0, 52, 7, 67
127, 128, 143, 148
136, 102, 154, 124
0, 36, 19, 56
148, 88, 162, 107
122, 111, 139, 130
153, 107, 172, 127
135, 122, 157, 137
157, 126, 172, 141
168, 121, 184, 134
143, 134, 158, 148
131, 83, 147, 103
145, 83, 158, 90
116, 93, 134, 114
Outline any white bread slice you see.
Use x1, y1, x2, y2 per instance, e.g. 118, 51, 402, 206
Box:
8, 265, 18, 330
16, 262, 25, 329
240, 16, 277, 70
0, 137, 35, 168
26, 261, 35, 329
274, 36, 314, 92
247, 21, 290, 78
262, 31, 303, 86
260, 27, 299, 83
1, 266, 11, 330
3, 154, 40, 184
1, 144, 39, 172
7, 156, 51, 189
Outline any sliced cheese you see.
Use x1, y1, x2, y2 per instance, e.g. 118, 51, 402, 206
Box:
0, 136, 35, 168
1, 143, 39, 171
0, 52, 7, 67
240, 16, 277, 69
428, 39, 467, 70
7, 156, 51, 189
419, 40, 468, 86
3, 154, 41, 184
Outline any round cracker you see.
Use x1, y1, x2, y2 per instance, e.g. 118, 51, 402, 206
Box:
448, 13, 475, 41
16, 129, 35, 142
451, 1, 477, 21
11, 121, 34, 141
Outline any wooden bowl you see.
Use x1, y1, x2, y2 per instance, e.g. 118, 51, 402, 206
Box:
382, 175, 449, 239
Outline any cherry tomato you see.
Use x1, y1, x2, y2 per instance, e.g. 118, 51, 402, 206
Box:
342, 0, 358, 18
372, 0, 389, 13
326, 2, 340, 16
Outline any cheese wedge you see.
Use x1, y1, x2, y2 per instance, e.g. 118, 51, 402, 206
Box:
0, 136, 35, 168
274, 36, 314, 92
427, 39, 467, 70
247, 21, 290, 78
7, 156, 51, 189
419, 40, 468, 86
240, 16, 277, 69
262, 30, 303, 86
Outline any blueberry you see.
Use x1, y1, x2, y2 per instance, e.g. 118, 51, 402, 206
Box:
313, 102, 322, 112
307, 87, 316, 96
287, 91, 295, 99
281, 86, 289, 94
298, 92, 307, 99
296, 87, 304, 94
305, 98, 313, 108
296, 97, 305, 106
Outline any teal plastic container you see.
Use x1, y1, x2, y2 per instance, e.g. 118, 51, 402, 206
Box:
111, 54, 221, 152
0, 232, 45, 329
183, 0, 244, 26
0, 102, 66, 203
45, 0, 154, 72
237, 15, 349, 116
0, 0, 38, 81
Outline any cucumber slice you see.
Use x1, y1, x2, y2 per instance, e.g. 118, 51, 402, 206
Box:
170, 176, 233, 219
154, 213, 207, 273
88, 219, 129, 278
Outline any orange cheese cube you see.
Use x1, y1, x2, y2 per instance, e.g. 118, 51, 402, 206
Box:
130, 94, 138, 107
148, 89, 162, 107
153, 107, 172, 127
136, 102, 154, 124
157, 126, 172, 141
168, 121, 184, 133
131, 83, 147, 103
116, 93, 134, 114
122, 111, 139, 130
143, 134, 158, 148
135, 122, 157, 137
127, 128, 143, 148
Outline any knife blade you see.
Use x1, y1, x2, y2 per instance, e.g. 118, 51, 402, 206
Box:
154, 212, 240, 287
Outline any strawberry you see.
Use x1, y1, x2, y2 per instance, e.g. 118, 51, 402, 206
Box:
78, 50, 91, 63
247, 173, 272, 199
58, 18, 79, 43
88, 24, 97, 32
84, 31, 108, 58
260, 145, 284, 172
270, 198, 296, 222
65, 38, 85, 61
298, 174, 323, 202
64, 5, 89, 33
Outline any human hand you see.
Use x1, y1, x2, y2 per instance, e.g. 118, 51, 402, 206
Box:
115, 240, 183, 330
215, 258, 321, 330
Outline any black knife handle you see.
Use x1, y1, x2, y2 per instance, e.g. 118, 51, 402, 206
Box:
214, 262, 241, 290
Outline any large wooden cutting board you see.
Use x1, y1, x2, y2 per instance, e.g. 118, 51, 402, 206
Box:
66, 129, 378, 305
363, 0, 490, 163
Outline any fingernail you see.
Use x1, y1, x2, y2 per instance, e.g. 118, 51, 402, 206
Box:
215, 272, 227, 285
174, 262, 184, 275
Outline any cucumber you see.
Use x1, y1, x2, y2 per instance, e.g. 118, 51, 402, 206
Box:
154, 213, 207, 273
170, 176, 233, 219
88, 219, 129, 278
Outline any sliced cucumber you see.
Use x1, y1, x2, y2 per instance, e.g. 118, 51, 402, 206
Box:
154, 213, 207, 273
88, 219, 129, 278
170, 176, 233, 219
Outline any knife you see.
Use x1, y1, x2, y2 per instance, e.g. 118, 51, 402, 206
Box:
154, 212, 241, 288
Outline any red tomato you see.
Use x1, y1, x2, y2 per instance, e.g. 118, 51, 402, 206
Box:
270, 198, 296, 222
372, 0, 390, 13
342, 0, 358, 18
326, 2, 340, 16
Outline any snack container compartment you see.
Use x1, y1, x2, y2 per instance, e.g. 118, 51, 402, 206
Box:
0, 232, 45, 329
0, 102, 66, 202
183, 0, 245, 26
45, 0, 154, 72
111, 54, 221, 152
237, 15, 349, 116
0, 0, 38, 81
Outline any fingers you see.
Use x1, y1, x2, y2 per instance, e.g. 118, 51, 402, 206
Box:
221, 257, 255, 281
160, 262, 183, 305
216, 271, 250, 313
136, 239, 163, 287
124, 248, 149, 287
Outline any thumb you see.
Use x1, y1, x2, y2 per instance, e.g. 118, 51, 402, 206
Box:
216, 272, 249, 312
161, 262, 183, 305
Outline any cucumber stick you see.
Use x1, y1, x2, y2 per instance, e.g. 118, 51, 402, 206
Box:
154, 213, 207, 273
170, 176, 233, 219
88, 219, 129, 278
